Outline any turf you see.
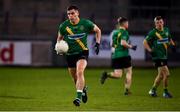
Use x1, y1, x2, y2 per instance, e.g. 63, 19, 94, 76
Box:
0, 67, 180, 111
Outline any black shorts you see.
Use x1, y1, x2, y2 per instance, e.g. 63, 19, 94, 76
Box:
153, 59, 167, 67
112, 56, 132, 69
66, 50, 89, 68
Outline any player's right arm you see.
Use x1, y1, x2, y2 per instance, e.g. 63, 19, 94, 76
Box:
143, 32, 153, 52
57, 31, 64, 42
143, 39, 152, 52
57, 22, 65, 42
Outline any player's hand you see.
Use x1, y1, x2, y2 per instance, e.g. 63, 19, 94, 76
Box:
170, 45, 176, 53
54, 41, 64, 55
131, 45, 137, 51
54, 41, 60, 51
149, 50, 155, 57
111, 47, 115, 53
56, 51, 64, 55
94, 42, 100, 55
55, 48, 63, 55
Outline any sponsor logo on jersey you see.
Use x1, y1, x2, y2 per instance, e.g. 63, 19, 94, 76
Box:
68, 33, 86, 39
157, 38, 169, 44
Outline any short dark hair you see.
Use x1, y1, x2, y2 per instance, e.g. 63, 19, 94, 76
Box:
117, 17, 128, 25
67, 5, 79, 11
154, 16, 163, 22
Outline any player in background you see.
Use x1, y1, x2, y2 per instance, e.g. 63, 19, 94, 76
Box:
56, 5, 101, 106
100, 17, 137, 95
143, 16, 176, 98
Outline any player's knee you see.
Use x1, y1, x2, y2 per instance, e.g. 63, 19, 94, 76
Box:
161, 68, 169, 77
165, 70, 170, 77
165, 74, 169, 79
77, 70, 84, 76
126, 75, 132, 81
114, 72, 122, 78
159, 75, 163, 80
126, 71, 132, 79
125, 68, 132, 75
159, 69, 164, 75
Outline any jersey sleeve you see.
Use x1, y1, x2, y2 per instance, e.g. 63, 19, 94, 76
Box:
109, 30, 114, 47
58, 23, 65, 36
86, 20, 95, 32
112, 31, 117, 47
145, 30, 154, 42
121, 31, 129, 41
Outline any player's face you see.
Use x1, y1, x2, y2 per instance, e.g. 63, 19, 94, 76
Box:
155, 19, 164, 30
123, 21, 129, 29
67, 9, 79, 22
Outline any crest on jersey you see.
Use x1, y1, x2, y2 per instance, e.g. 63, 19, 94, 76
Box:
165, 32, 169, 36
80, 26, 84, 31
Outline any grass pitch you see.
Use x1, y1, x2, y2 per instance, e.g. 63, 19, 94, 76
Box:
0, 67, 180, 111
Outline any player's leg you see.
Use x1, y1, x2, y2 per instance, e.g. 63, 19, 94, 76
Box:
100, 69, 123, 84
68, 68, 77, 84
107, 69, 123, 79
124, 66, 132, 95
76, 59, 87, 94
68, 68, 82, 106
110, 69, 123, 78
73, 59, 87, 106
149, 67, 163, 97
100, 57, 123, 84
152, 67, 163, 90
76, 51, 89, 104
149, 59, 163, 97
66, 54, 77, 84
66, 54, 82, 106
162, 65, 172, 98
162, 66, 169, 89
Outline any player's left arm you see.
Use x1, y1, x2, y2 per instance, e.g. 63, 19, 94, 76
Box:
168, 29, 177, 52
93, 24, 101, 44
169, 38, 176, 46
92, 24, 101, 55
169, 38, 176, 52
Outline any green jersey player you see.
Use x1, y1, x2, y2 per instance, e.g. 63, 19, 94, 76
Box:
56, 5, 101, 106
143, 16, 176, 98
100, 17, 137, 95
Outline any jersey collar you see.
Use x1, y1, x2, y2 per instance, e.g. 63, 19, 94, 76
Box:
70, 18, 80, 25
119, 26, 126, 30
155, 27, 164, 32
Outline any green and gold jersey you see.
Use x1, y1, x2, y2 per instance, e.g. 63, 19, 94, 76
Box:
145, 27, 172, 60
112, 28, 130, 59
58, 18, 94, 55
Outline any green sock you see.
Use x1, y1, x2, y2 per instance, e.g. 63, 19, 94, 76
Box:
164, 88, 168, 93
152, 86, 157, 91
76, 90, 83, 100
125, 88, 129, 92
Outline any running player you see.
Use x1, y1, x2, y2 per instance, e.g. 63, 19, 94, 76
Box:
100, 17, 137, 95
56, 5, 101, 106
